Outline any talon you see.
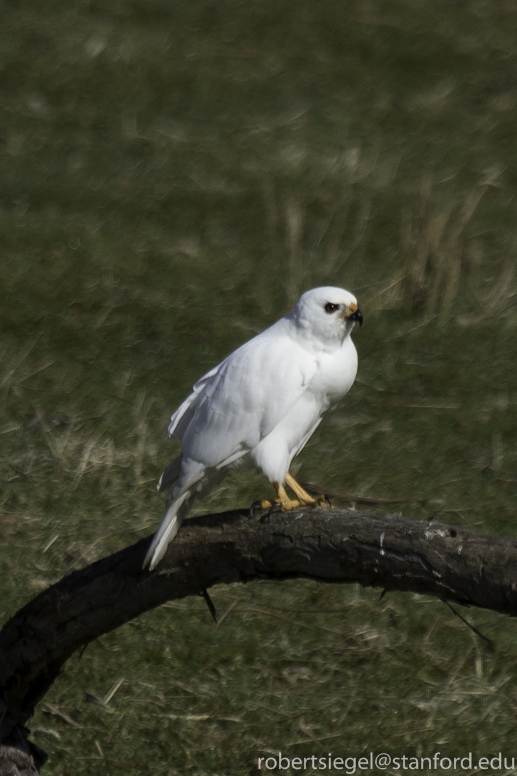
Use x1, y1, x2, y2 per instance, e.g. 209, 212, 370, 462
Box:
249, 499, 264, 518
268, 500, 283, 518
318, 494, 333, 508
261, 501, 282, 523
249, 498, 278, 517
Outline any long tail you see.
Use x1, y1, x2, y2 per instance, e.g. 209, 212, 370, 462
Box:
143, 490, 192, 570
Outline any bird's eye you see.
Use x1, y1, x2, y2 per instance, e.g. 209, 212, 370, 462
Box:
324, 302, 339, 314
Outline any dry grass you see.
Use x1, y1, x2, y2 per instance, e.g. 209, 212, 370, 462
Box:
1, 0, 517, 773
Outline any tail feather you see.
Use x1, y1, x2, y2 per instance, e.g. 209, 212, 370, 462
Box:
157, 454, 182, 493
146, 461, 225, 571
143, 491, 192, 570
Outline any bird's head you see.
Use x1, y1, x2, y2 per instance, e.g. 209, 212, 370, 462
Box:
289, 286, 363, 347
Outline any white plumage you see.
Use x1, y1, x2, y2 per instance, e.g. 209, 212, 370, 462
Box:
144, 286, 362, 570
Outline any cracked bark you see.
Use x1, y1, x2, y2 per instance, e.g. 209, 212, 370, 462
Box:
1, 506, 517, 773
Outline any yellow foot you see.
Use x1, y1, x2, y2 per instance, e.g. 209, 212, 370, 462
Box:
250, 474, 335, 517
257, 495, 305, 512
284, 473, 334, 509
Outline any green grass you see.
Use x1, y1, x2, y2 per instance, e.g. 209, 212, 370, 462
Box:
1, 0, 517, 772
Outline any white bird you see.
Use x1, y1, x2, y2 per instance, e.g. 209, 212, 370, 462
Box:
144, 286, 362, 570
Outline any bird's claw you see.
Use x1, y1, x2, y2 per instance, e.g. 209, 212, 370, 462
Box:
260, 501, 282, 523
248, 500, 264, 518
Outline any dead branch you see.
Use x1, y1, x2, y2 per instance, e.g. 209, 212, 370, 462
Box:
1, 506, 517, 773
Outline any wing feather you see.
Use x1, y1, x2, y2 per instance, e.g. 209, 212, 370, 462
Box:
178, 321, 317, 468
168, 363, 223, 439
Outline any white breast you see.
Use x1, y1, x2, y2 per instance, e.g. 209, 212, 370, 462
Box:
308, 336, 358, 406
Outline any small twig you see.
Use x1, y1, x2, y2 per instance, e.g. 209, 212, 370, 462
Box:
103, 678, 125, 705
214, 599, 238, 630
201, 588, 217, 623
300, 480, 421, 505
442, 599, 494, 649
42, 703, 83, 730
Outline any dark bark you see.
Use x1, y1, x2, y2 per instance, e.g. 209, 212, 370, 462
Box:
1, 506, 517, 772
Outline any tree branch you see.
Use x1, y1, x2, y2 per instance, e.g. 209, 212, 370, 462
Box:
1, 506, 517, 770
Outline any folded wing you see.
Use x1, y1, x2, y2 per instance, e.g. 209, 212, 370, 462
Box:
169, 323, 318, 471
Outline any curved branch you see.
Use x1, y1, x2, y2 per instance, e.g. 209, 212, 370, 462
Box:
1, 506, 517, 764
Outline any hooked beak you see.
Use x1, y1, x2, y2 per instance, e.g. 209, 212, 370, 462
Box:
346, 303, 363, 327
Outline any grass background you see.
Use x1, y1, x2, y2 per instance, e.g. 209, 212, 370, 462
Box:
1, 0, 517, 773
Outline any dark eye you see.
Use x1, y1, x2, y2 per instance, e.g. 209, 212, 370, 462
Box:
324, 302, 339, 314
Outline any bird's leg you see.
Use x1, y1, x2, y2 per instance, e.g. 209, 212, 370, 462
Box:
275, 482, 308, 510
284, 473, 317, 505
284, 472, 333, 508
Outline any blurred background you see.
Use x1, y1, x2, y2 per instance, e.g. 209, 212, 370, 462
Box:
1, 1, 517, 773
